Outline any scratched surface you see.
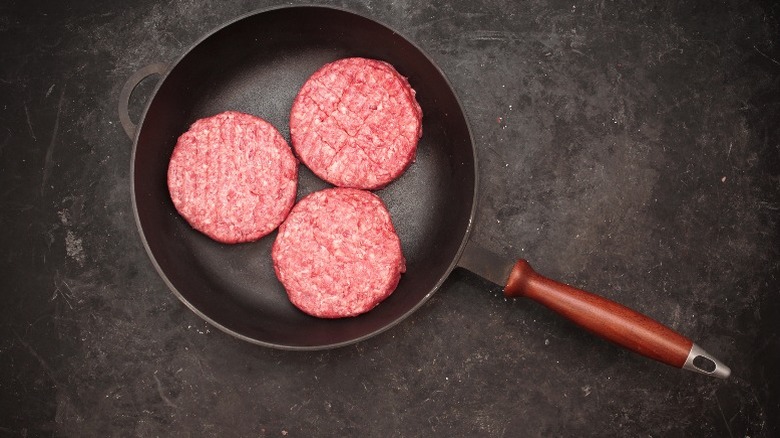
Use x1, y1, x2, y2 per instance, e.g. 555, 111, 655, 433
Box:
1, 0, 779, 436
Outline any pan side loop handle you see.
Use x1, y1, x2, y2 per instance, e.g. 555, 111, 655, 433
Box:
118, 63, 168, 139
505, 260, 731, 379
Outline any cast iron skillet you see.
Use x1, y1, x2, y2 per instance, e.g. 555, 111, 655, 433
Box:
121, 5, 729, 378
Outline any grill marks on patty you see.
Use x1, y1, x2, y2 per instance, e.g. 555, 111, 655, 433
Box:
167, 111, 298, 243
272, 188, 406, 318
290, 58, 422, 190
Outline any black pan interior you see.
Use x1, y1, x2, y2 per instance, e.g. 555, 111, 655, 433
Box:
132, 6, 476, 348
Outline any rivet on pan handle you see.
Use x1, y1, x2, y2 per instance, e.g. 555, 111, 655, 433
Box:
118, 63, 167, 139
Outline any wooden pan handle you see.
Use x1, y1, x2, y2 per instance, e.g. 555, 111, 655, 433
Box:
504, 260, 730, 377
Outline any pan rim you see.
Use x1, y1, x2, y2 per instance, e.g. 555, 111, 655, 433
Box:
129, 4, 479, 350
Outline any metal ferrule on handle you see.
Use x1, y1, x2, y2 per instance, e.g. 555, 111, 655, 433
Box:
684, 343, 731, 379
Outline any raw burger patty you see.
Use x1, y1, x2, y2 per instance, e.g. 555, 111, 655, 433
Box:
167, 111, 297, 244
272, 188, 406, 318
290, 57, 422, 190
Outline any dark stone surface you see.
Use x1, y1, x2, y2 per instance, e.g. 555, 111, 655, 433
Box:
1, 0, 778, 436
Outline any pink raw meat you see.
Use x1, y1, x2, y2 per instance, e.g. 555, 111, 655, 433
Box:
290, 57, 422, 190
167, 111, 298, 243
272, 188, 406, 318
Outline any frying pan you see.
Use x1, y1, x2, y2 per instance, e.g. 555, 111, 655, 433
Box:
120, 5, 729, 378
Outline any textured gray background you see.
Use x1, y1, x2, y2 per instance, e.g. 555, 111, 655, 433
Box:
1, 0, 778, 436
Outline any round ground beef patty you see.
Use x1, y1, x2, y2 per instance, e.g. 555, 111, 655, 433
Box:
272, 188, 406, 318
290, 57, 422, 190
167, 111, 297, 244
